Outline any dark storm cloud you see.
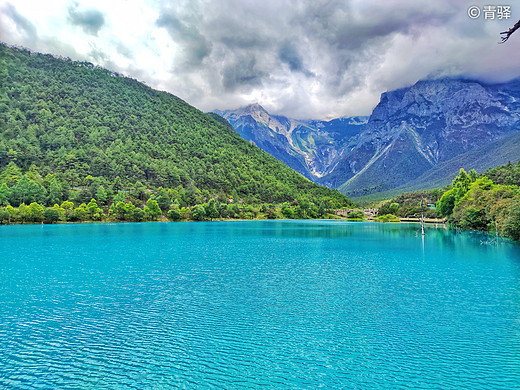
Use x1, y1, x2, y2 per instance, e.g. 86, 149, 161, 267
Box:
4, 0, 518, 119
153, 0, 473, 117
278, 41, 313, 76
2, 3, 37, 41
294, 1, 455, 50
68, 4, 106, 36
156, 13, 212, 68
221, 55, 266, 91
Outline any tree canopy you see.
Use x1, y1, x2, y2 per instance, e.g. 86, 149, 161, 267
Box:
0, 44, 352, 209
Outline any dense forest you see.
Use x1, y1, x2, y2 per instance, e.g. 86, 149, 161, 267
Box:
0, 44, 352, 223
376, 161, 520, 240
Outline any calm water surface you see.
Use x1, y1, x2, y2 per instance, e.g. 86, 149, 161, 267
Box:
0, 221, 519, 389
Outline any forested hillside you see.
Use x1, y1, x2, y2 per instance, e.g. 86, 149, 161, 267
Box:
0, 44, 351, 220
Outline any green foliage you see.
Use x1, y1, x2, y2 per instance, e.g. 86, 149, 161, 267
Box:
502, 198, 520, 240
5, 205, 17, 222
388, 189, 443, 218
281, 204, 295, 219
167, 205, 182, 221
0, 44, 351, 209
27, 202, 45, 222
0, 183, 9, 206
133, 208, 146, 222
347, 210, 365, 219
95, 185, 107, 205
265, 208, 277, 219
376, 214, 400, 222
378, 202, 399, 216
436, 169, 476, 217
437, 189, 456, 217
73, 203, 88, 221
433, 166, 520, 240
376, 190, 443, 219
61, 201, 75, 221
86, 199, 103, 220
154, 188, 171, 212
48, 177, 65, 206
7, 176, 47, 206
457, 207, 487, 230
0, 162, 22, 186
204, 199, 219, 220
0, 208, 10, 224
191, 204, 206, 221
144, 199, 161, 221
44, 207, 60, 223
484, 160, 520, 186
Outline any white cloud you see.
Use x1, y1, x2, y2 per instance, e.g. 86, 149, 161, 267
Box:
1, 0, 520, 119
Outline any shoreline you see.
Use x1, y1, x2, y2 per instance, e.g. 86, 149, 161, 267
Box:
0, 216, 447, 226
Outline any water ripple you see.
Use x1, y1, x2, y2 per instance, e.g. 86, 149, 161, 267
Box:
1, 221, 519, 389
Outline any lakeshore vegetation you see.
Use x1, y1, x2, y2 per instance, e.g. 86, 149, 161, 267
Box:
376, 161, 520, 240
0, 44, 352, 224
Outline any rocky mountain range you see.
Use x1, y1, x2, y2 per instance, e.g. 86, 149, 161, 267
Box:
214, 104, 367, 181
215, 78, 520, 198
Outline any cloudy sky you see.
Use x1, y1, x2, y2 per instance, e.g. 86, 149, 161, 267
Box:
1, 0, 520, 119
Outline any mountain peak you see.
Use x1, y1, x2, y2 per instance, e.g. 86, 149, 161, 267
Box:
242, 103, 268, 114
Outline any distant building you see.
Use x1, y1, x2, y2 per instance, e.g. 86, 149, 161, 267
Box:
334, 209, 378, 217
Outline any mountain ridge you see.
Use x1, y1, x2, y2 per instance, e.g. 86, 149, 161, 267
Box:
216, 77, 520, 198
214, 104, 367, 181
334, 77, 520, 196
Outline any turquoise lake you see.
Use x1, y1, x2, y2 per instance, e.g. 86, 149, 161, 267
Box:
1, 220, 519, 389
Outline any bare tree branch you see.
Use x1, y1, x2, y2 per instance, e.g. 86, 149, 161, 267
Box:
500, 19, 520, 43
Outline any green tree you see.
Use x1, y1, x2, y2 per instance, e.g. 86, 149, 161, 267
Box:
133, 181, 147, 201
503, 198, 520, 240
112, 176, 123, 192
144, 199, 161, 220
204, 198, 219, 220
86, 198, 103, 220
167, 206, 182, 221
124, 202, 136, 221
437, 189, 456, 217
347, 210, 365, 219
133, 207, 146, 222
110, 201, 127, 220
95, 185, 108, 205
0, 162, 22, 186
154, 188, 171, 212
112, 192, 125, 204
44, 207, 60, 223
0, 183, 10, 206
17, 203, 29, 222
282, 204, 295, 219
378, 202, 400, 216
28, 202, 45, 222
266, 208, 277, 219
190, 204, 206, 221
5, 205, 17, 223
9, 176, 30, 205
61, 200, 75, 221
0, 207, 10, 224
458, 207, 487, 230
48, 178, 64, 206
179, 206, 191, 220
73, 203, 88, 221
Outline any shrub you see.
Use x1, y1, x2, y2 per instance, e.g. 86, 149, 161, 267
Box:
376, 214, 400, 222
